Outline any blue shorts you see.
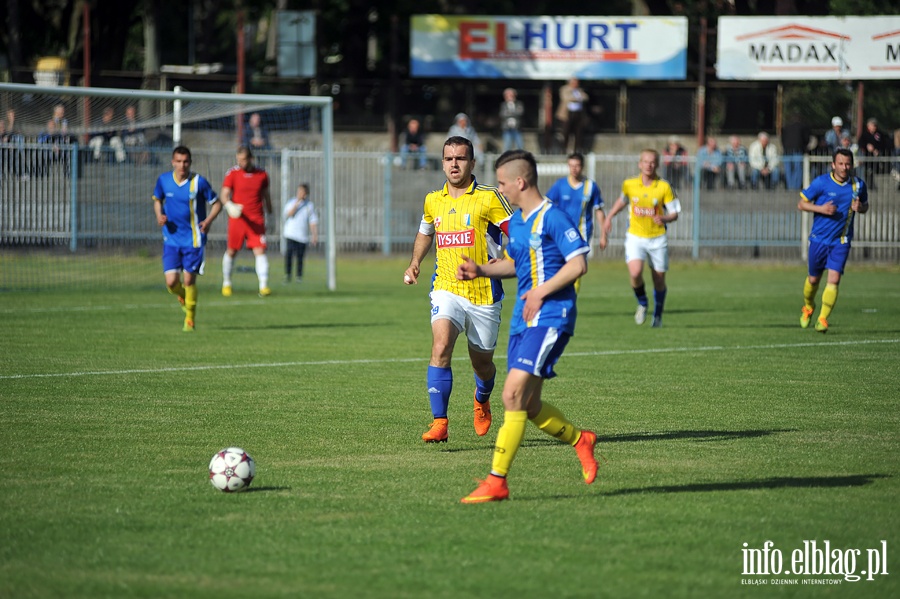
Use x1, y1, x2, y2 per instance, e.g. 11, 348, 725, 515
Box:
507, 327, 571, 379
807, 240, 850, 277
163, 245, 206, 275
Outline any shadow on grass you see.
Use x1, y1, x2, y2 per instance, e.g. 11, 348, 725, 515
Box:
243, 486, 292, 493
602, 474, 889, 497
439, 429, 795, 453
218, 323, 384, 331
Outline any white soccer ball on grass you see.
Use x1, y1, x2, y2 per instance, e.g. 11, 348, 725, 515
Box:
209, 447, 256, 492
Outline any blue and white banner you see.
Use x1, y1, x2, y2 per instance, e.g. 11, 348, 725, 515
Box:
717, 16, 900, 80
411, 15, 688, 80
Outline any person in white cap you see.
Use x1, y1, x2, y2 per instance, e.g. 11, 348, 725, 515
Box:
825, 116, 847, 153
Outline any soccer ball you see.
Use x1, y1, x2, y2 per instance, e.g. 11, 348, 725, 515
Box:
209, 447, 256, 492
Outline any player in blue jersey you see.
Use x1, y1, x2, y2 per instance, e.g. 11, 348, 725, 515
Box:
456, 149, 599, 504
797, 148, 869, 333
545, 152, 607, 269
152, 146, 222, 332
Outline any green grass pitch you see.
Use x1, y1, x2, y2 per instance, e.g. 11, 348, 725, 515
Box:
1, 257, 898, 598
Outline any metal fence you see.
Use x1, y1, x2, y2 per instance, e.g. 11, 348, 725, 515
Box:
1, 143, 897, 289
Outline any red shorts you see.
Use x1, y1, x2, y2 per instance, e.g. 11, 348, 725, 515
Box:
227, 218, 267, 251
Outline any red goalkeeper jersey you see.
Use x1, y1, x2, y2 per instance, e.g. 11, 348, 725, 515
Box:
223, 166, 269, 225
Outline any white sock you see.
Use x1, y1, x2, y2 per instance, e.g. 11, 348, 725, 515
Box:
255, 254, 269, 290
222, 253, 233, 287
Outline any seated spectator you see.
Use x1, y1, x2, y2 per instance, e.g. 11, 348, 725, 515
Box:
37, 119, 74, 176
89, 106, 126, 163
662, 135, 689, 190
399, 118, 427, 170
839, 132, 857, 163
748, 132, 781, 190
120, 105, 149, 164
724, 135, 749, 190
824, 116, 847, 153
857, 117, 892, 187
447, 112, 484, 164
242, 112, 271, 152
696, 136, 723, 190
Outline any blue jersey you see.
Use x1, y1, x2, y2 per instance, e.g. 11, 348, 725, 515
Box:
505, 200, 589, 336
800, 173, 867, 246
545, 177, 603, 243
153, 172, 218, 248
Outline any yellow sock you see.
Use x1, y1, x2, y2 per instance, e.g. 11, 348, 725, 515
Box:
803, 278, 819, 309
531, 401, 579, 446
490, 411, 527, 477
574, 276, 582, 295
819, 283, 838, 321
168, 280, 185, 302
184, 284, 198, 321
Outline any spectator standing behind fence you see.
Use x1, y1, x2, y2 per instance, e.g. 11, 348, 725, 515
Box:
824, 116, 847, 153
1, 108, 24, 179
748, 132, 781, 190
282, 183, 319, 284
724, 135, 749, 190
857, 118, 892, 188
399, 118, 428, 170
663, 136, 689, 191
242, 112, 271, 152
51, 104, 68, 133
556, 77, 588, 154
499, 88, 524, 152
448, 113, 485, 165
782, 113, 809, 190
121, 105, 149, 164
89, 106, 126, 163
696, 136, 723, 190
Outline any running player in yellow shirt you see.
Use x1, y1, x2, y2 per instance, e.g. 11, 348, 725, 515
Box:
603, 149, 681, 328
404, 136, 513, 443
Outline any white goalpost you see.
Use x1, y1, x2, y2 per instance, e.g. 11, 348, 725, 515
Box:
0, 83, 336, 291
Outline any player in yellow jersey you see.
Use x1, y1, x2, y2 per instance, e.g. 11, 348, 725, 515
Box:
403, 136, 513, 443
603, 149, 681, 328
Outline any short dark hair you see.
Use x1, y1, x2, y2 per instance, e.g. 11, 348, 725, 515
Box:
494, 149, 538, 187
567, 152, 584, 165
833, 148, 854, 165
237, 146, 253, 158
298, 183, 310, 194
172, 145, 191, 160
443, 136, 474, 160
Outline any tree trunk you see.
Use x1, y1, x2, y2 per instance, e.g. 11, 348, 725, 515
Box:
6, 0, 25, 82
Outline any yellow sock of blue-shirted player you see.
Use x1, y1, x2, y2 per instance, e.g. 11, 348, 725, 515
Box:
531, 401, 580, 445
803, 278, 819, 310
168, 280, 186, 303
819, 283, 838, 321
490, 411, 527, 477
184, 284, 198, 322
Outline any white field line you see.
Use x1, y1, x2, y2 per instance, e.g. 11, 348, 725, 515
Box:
1, 339, 896, 381
0, 296, 361, 314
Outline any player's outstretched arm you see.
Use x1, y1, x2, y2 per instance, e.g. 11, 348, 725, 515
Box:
153, 197, 167, 226
201, 199, 224, 233
457, 254, 515, 280
603, 197, 626, 235
404, 232, 433, 284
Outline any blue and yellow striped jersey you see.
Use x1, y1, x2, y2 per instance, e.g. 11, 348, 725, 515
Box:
505, 200, 589, 335
153, 172, 218, 248
420, 178, 512, 305
619, 176, 676, 239
801, 173, 868, 246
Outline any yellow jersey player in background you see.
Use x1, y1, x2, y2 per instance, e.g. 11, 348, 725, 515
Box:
603, 149, 681, 328
404, 136, 513, 443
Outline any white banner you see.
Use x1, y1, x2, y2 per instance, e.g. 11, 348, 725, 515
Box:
717, 16, 900, 80
411, 15, 687, 80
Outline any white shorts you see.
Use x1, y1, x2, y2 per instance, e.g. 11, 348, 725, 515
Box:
430, 289, 501, 352
624, 232, 669, 272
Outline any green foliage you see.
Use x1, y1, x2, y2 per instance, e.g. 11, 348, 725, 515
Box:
1, 258, 898, 597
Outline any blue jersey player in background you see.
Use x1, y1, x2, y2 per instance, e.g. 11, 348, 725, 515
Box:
797, 148, 869, 333
152, 145, 222, 332
456, 149, 600, 504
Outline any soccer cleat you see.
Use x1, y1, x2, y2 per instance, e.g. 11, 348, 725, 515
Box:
259, 287, 272, 297
461, 474, 510, 504
815, 316, 828, 333
634, 304, 647, 325
422, 418, 449, 443
222, 285, 233, 297
183, 318, 195, 333
800, 305, 814, 329
574, 430, 599, 484
651, 316, 662, 328
473, 394, 492, 437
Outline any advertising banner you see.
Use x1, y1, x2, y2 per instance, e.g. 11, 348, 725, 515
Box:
411, 15, 687, 80
717, 16, 900, 80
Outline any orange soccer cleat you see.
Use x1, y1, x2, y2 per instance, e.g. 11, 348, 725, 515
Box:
422, 418, 449, 443
461, 474, 509, 504
800, 305, 814, 329
473, 394, 492, 437
574, 430, 599, 484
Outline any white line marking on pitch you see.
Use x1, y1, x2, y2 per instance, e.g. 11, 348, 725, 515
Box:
1, 339, 896, 380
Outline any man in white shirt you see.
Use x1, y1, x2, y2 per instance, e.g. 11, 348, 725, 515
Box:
282, 183, 319, 283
